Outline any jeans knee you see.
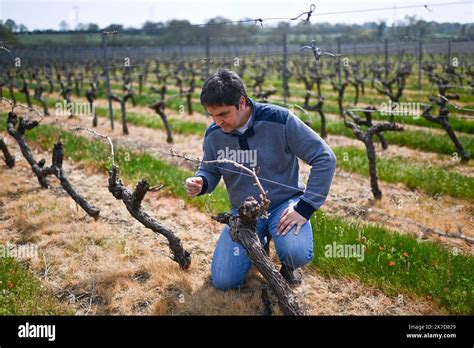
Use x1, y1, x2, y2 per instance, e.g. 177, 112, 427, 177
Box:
211, 272, 244, 291
279, 245, 314, 269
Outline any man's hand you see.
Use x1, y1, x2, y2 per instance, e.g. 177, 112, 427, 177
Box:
277, 206, 307, 236
185, 177, 203, 196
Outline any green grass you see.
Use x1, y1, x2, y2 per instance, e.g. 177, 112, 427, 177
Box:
306, 99, 474, 135
95, 107, 208, 135
370, 112, 474, 135
0, 256, 70, 315
302, 115, 474, 157
313, 211, 474, 315
1, 115, 472, 314
333, 146, 474, 202
83, 85, 207, 114
382, 130, 473, 158
10, 89, 207, 123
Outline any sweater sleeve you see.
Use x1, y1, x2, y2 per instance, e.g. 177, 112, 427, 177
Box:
195, 136, 222, 195
285, 112, 337, 219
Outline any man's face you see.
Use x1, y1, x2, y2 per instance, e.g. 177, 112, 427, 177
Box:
206, 97, 246, 133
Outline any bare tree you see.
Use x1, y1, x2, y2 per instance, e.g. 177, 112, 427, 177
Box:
344, 110, 404, 199
85, 80, 98, 127
304, 96, 327, 138
109, 82, 135, 135
149, 79, 173, 143
172, 151, 302, 315
0, 135, 15, 168
6, 111, 100, 218
423, 73, 470, 163
18, 73, 32, 108
59, 80, 73, 117
374, 76, 406, 122
422, 97, 470, 163
185, 70, 196, 115
72, 127, 191, 270
33, 78, 50, 116
149, 101, 173, 144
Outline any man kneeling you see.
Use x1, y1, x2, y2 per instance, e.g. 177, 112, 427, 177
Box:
185, 68, 336, 289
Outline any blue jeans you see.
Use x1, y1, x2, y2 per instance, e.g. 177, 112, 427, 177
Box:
211, 196, 314, 290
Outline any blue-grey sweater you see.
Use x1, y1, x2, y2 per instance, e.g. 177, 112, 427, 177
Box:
195, 98, 337, 220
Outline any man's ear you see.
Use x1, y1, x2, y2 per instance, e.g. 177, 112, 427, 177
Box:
238, 96, 246, 110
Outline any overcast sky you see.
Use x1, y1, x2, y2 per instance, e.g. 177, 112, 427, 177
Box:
1, 0, 473, 31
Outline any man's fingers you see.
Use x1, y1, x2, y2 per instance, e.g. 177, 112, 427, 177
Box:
277, 219, 286, 233
278, 219, 292, 236
280, 208, 289, 219
294, 224, 302, 236
184, 178, 202, 197
281, 221, 295, 236
185, 186, 200, 196
277, 209, 290, 232
277, 219, 285, 234
278, 208, 307, 236
185, 178, 202, 188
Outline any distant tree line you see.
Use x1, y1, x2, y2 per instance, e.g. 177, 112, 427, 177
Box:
1, 16, 472, 47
